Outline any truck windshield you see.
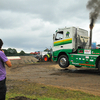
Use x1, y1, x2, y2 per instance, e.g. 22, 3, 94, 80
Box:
55, 31, 63, 40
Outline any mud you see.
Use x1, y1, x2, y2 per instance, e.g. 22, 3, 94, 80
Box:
10, 56, 38, 68
9, 96, 37, 100
6, 62, 100, 96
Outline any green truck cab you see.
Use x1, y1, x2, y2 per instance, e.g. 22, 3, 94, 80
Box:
52, 27, 100, 71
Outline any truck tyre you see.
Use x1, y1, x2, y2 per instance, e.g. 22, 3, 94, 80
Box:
58, 55, 69, 68
97, 60, 100, 72
43, 55, 48, 62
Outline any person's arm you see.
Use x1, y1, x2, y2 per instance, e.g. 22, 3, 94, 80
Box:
5, 59, 12, 67
1, 50, 12, 67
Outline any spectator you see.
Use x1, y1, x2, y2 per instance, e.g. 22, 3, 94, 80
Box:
0, 39, 12, 100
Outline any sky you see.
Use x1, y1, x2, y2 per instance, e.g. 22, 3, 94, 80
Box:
0, 0, 100, 53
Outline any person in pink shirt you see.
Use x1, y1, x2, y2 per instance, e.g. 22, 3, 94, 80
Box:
0, 39, 12, 100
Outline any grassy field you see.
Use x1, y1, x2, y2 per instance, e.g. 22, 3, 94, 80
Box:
6, 79, 100, 100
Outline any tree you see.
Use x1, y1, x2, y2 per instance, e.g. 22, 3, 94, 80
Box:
19, 50, 25, 55
44, 48, 49, 52
2, 49, 7, 55
44, 47, 52, 52
2, 48, 26, 56
6, 48, 18, 56
6, 48, 13, 56
12, 49, 17, 55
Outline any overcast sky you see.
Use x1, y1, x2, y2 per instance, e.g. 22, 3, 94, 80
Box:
0, 0, 100, 53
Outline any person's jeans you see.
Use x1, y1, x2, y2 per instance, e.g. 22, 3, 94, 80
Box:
0, 78, 6, 100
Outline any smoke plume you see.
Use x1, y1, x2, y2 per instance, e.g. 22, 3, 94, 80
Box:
87, 0, 100, 24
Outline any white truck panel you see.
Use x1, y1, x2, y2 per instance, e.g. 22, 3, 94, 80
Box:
53, 27, 89, 51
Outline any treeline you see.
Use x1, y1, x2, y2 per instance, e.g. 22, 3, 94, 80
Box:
2, 48, 29, 56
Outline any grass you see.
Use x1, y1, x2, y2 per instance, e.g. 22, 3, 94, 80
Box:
6, 79, 100, 100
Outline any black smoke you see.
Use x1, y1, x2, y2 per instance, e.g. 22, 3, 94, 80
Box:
87, 0, 100, 24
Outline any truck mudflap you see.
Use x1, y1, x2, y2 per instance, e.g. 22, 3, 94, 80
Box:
69, 54, 98, 68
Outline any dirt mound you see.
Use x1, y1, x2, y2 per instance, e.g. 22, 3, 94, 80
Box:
9, 96, 37, 100
10, 56, 38, 67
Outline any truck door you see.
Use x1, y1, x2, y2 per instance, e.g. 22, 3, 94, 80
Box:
53, 31, 64, 51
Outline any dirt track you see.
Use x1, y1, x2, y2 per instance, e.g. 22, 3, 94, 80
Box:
6, 62, 100, 96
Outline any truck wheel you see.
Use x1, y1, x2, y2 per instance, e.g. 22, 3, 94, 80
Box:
58, 55, 69, 68
43, 55, 48, 62
97, 60, 100, 72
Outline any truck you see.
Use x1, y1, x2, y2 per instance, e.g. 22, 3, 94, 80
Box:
52, 26, 100, 71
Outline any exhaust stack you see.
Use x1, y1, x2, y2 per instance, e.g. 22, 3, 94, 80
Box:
89, 18, 94, 48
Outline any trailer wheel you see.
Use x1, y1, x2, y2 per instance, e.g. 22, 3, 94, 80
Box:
43, 55, 48, 62
58, 55, 69, 68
